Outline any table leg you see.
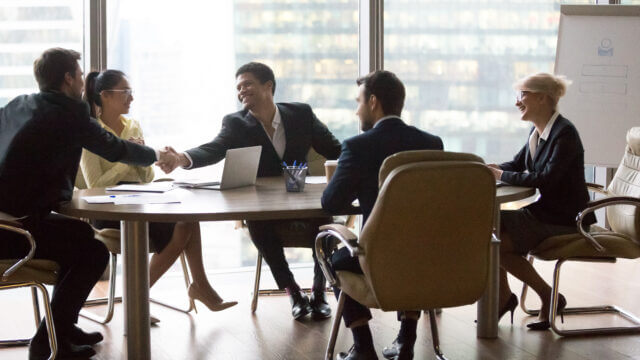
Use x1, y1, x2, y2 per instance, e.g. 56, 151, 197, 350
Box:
121, 220, 151, 359
477, 206, 500, 338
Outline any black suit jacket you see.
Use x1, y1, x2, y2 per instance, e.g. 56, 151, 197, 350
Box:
500, 114, 596, 227
322, 117, 444, 225
185, 102, 341, 177
0, 92, 156, 217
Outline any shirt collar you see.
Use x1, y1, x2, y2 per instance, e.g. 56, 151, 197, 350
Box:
272, 105, 281, 130
538, 111, 560, 142
373, 115, 400, 129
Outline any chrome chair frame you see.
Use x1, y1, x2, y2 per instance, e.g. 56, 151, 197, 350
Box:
80, 230, 196, 324
520, 196, 640, 336
0, 220, 57, 359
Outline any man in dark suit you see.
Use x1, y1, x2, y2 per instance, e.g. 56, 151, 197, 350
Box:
159, 62, 341, 320
0, 48, 172, 360
322, 70, 444, 360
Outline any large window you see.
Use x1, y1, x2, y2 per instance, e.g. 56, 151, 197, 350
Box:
384, 0, 593, 164
106, 0, 359, 269
0, 1, 84, 107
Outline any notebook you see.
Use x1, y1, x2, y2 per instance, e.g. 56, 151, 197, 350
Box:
174, 145, 262, 190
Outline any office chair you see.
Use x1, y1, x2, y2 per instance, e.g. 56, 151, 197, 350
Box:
520, 127, 640, 336
315, 150, 496, 359
0, 213, 58, 359
74, 174, 196, 323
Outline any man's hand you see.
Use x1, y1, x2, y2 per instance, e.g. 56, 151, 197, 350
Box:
156, 146, 190, 174
128, 137, 145, 145
156, 146, 180, 174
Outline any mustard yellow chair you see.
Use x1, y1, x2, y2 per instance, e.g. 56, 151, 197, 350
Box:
315, 150, 496, 360
520, 127, 640, 336
0, 213, 58, 359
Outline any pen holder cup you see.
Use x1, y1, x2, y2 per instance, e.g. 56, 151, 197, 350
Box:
283, 166, 308, 192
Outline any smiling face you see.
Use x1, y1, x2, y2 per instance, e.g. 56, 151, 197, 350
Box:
236, 72, 273, 111
515, 89, 546, 121
101, 77, 133, 115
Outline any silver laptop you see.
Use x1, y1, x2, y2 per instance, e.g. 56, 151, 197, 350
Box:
177, 146, 262, 190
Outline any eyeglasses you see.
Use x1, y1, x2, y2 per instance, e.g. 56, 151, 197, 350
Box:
102, 89, 134, 97
516, 90, 531, 102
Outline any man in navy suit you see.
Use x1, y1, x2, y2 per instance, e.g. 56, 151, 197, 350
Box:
159, 62, 341, 320
322, 70, 443, 360
0, 48, 170, 360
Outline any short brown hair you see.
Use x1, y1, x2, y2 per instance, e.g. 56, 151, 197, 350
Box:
356, 70, 405, 116
33, 48, 81, 92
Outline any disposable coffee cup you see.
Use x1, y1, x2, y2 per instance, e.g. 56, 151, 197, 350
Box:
324, 160, 338, 182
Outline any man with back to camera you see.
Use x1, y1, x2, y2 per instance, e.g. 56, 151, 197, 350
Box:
158, 62, 342, 321
321, 70, 444, 360
0, 48, 174, 359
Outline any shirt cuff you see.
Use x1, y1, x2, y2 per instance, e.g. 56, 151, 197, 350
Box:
154, 149, 160, 162
182, 152, 194, 169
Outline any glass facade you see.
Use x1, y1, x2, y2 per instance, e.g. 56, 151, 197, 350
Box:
0, 1, 84, 107
384, 0, 593, 164
106, 0, 358, 269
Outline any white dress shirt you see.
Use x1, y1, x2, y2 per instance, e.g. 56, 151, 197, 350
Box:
529, 111, 559, 160
260, 105, 286, 159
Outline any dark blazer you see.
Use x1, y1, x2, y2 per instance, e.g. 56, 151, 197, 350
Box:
500, 114, 596, 227
0, 92, 156, 218
186, 102, 341, 177
322, 117, 444, 225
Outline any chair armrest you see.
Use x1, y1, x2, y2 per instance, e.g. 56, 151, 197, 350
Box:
318, 224, 360, 255
0, 214, 36, 281
315, 224, 361, 287
586, 182, 609, 196
576, 196, 640, 252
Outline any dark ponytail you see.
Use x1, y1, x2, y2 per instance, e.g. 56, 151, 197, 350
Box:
83, 71, 100, 117
83, 69, 127, 118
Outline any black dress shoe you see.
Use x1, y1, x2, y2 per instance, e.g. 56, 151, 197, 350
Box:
68, 325, 103, 346
29, 338, 96, 360
382, 338, 414, 360
309, 291, 332, 319
289, 290, 312, 320
337, 345, 378, 360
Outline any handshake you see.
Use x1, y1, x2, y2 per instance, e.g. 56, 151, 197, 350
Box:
155, 146, 189, 174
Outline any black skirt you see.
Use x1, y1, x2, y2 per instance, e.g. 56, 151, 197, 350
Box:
92, 219, 175, 254
501, 208, 577, 256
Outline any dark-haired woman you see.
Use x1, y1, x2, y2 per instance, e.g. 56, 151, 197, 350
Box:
80, 70, 236, 313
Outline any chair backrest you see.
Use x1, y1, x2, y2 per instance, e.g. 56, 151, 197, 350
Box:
379, 150, 484, 188
307, 148, 326, 176
606, 127, 640, 241
358, 153, 495, 311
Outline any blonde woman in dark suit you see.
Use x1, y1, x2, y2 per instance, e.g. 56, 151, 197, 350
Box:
488, 73, 596, 330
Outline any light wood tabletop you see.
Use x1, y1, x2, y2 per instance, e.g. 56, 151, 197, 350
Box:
60, 177, 358, 222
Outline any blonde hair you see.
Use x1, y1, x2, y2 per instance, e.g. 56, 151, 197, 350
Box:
513, 72, 571, 108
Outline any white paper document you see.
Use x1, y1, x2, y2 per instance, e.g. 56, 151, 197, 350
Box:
82, 193, 181, 205
305, 176, 327, 184
106, 182, 175, 193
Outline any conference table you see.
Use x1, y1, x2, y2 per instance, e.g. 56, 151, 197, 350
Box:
59, 177, 534, 359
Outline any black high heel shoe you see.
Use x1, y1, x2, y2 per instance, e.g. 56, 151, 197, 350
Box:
526, 294, 567, 331
499, 293, 519, 324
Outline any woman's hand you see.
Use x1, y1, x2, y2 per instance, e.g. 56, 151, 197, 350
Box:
487, 164, 503, 180
128, 137, 145, 145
